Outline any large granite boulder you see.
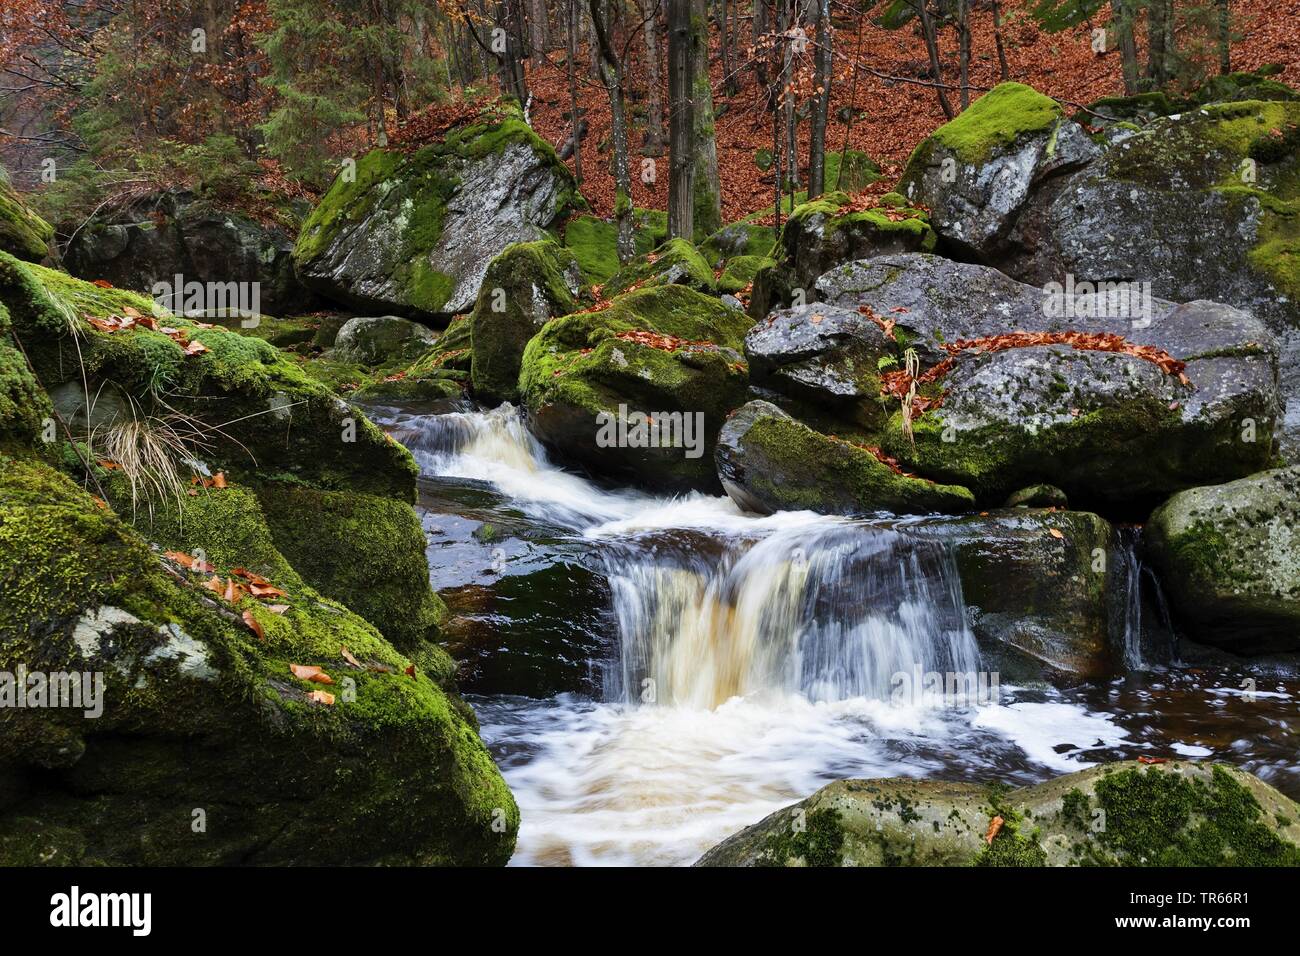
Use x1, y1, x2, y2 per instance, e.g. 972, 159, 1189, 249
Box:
331, 315, 438, 366
62, 189, 315, 316
812, 254, 1279, 506
1146, 466, 1300, 654
294, 106, 580, 318
698, 760, 1300, 866
518, 284, 752, 492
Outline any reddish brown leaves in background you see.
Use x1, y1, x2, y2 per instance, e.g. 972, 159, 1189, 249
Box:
944, 331, 1190, 385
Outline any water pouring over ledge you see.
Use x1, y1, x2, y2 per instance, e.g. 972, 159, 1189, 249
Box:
366, 401, 1299, 866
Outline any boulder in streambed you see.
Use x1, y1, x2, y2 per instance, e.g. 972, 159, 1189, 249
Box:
697, 760, 1300, 866
1146, 466, 1300, 654
293, 104, 581, 318
518, 284, 752, 492
812, 253, 1279, 506
0, 458, 517, 865
715, 400, 975, 516
331, 314, 438, 365
469, 239, 583, 405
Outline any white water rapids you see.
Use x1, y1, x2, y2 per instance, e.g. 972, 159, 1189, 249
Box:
376, 402, 1199, 866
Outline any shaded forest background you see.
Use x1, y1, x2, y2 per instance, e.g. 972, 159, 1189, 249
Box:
2, 0, 1296, 232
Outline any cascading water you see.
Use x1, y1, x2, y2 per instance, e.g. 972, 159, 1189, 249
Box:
363, 401, 1300, 867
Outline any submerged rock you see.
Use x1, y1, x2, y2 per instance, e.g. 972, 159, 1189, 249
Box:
0, 458, 516, 865
715, 400, 974, 516
698, 760, 1300, 866
1146, 466, 1300, 654
518, 284, 752, 492
294, 106, 580, 318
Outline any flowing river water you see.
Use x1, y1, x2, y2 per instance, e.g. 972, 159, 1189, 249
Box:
367, 400, 1300, 867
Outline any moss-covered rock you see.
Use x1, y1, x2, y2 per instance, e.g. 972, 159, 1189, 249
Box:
715, 400, 974, 516
518, 284, 752, 491
294, 104, 580, 318
562, 208, 667, 284
603, 237, 715, 298
0, 252, 417, 499
698, 761, 1300, 866
256, 484, 450, 665
716, 254, 776, 294
0, 300, 53, 450
469, 239, 582, 404
1146, 466, 1300, 654
0, 165, 53, 263
0, 457, 516, 865
331, 315, 438, 366
698, 220, 778, 267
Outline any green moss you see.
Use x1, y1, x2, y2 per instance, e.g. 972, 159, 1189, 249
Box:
1083, 765, 1300, 866
760, 808, 845, 866
604, 237, 715, 297
0, 172, 53, 263
563, 209, 668, 284
925, 82, 1063, 165
0, 456, 516, 865
717, 255, 776, 293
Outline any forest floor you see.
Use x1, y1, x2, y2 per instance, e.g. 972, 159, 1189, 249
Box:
518, 0, 1300, 221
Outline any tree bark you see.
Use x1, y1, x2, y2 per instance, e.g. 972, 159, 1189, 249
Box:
957, 0, 971, 110
991, 0, 1009, 82
667, 0, 694, 238
567, 0, 584, 184
590, 0, 636, 262
642, 0, 666, 155
1216, 0, 1231, 74
918, 0, 953, 119
690, 0, 722, 237
806, 0, 831, 198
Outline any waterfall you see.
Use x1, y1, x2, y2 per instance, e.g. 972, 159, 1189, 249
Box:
603, 523, 980, 709
1114, 526, 1177, 669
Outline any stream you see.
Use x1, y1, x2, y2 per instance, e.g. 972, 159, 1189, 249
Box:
367, 399, 1300, 867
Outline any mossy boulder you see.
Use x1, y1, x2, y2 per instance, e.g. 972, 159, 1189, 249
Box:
294, 105, 580, 318
0, 167, 53, 263
1146, 466, 1300, 654
469, 239, 583, 404
716, 254, 776, 294
814, 254, 1279, 507
699, 220, 778, 267
698, 761, 1300, 866
255, 484, 450, 663
518, 284, 752, 492
715, 400, 974, 516
562, 208, 667, 284
0, 457, 516, 865
899, 82, 1098, 263
61, 189, 316, 317
603, 237, 715, 298
0, 300, 53, 450
331, 315, 438, 365
0, 252, 417, 499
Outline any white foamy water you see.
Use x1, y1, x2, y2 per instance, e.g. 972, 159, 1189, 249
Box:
376, 402, 1141, 866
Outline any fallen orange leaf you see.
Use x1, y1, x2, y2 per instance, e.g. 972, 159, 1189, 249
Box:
242, 610, 264, 641
306, 690, 335, 705
985, 815, 1004, 845
289, 664, 334, 685
1048, 528, 1065, 539
341, 646, 362, 668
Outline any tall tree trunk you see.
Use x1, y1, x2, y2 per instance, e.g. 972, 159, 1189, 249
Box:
991, 0, 1009, 82
957, 0, 971, 110
529, 0, 549, 62
806, 0, 831, 198
590, 0, 635, 262
918, 0, 953, 119
780, 0, 797, 192
1111, 0, 1138, 94
752, 0, 769, 90
690, 0, 722, 237
567, 0, 584, 184
717, 0, 735, 96
642, 0, 666, 155
1216, 0, 1231, 74
667, 0, 694, 238
1145, 0, 1167, 90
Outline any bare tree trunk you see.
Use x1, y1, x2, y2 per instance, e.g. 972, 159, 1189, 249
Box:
1111, 0, 1138, 94
1145, 0, 1167, 90
717, 0, 736, 96
590, 0, 635, 262
780, 0, 797, 192
918, 0, 953, 119
667, 0, 694, 238
567, 0, 584, 184
1216, 0, 1231, 74
991, 0, 1009, 82
690, 0, 722, 236
752, 0, 769, 89
957, 0, 971, 110
642, 0, 666, 155
528, 0, 548, 62
806, 0, 830, 198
